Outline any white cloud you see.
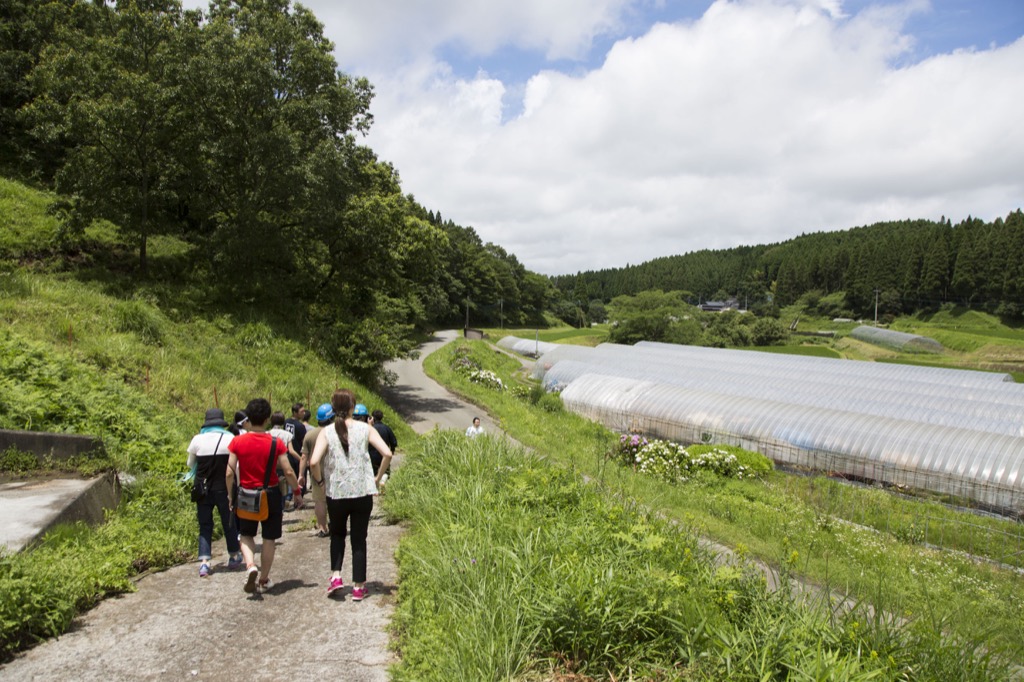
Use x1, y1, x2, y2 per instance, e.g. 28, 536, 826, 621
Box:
357, 0, 1024, 275
294, 0, 635, 67
181, 0, 1024, 277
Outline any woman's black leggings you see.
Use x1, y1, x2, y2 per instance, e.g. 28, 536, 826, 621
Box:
326, 495, 374, 582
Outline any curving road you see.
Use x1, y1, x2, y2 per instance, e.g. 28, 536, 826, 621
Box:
380, 329, 499, 437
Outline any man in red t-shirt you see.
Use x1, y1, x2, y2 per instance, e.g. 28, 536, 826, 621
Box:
227, 398, 304, 594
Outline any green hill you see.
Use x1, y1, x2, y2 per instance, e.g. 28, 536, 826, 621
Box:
0, 176, 413, 659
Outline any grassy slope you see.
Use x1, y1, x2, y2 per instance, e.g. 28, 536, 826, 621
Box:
423, 339, 1024, 665
387, 432, 1010, 680
0, 176, 415, 658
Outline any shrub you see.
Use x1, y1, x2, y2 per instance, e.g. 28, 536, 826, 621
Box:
113, 299, 166, 345
536, 392, 563, 413
612, 435, 772, 484
0, 447, 37, 473
235, 321, 274, 350
467, 368, 503, 391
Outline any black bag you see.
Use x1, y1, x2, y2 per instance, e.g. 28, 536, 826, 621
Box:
190, 475, 210, 503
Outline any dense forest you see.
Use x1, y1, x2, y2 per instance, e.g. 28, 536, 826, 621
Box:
553, 213, 1024, 323
0, 0, 552, 384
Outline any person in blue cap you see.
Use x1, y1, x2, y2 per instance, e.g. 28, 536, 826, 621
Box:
300, 402, 335, 536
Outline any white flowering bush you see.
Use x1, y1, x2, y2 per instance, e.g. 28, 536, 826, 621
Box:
613, 433, 771, 485
633, 439, 691, 484
468, 368, 504, 391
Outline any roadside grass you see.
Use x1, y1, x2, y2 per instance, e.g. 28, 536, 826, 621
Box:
423, 339, 1024, 666
384, 431, 1010, 680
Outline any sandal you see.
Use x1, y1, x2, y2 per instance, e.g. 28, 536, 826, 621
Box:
315, 529, 328, 538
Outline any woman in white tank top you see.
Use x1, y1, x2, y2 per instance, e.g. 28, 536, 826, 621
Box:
309, 389, 393, 601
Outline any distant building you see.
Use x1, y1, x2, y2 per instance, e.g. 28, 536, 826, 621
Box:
699, 298, 739, 312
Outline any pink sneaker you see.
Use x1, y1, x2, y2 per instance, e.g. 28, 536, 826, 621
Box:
351, 586, 367, 601
327, 576, 344, 595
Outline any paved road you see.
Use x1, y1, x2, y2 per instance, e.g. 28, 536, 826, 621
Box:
0, 331, 478, 681
380, 329, 499, 436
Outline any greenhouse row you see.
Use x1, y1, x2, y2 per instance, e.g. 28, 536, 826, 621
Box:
849, 325, 944, 353
496, 335, 558, 358
500, 336, 1024, 515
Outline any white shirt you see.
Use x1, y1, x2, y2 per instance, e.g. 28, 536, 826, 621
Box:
465, 425, 484, 438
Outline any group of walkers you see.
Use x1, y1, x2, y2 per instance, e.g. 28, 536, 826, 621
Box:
186, 390, 396, 600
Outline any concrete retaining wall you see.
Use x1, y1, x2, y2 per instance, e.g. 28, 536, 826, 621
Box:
0, 472, 122, 553
0, 429, 105, 462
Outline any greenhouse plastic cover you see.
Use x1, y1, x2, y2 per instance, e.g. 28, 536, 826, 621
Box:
497, 335, 559, 358
849, 325, 944, 353
537, 342, 1024, 514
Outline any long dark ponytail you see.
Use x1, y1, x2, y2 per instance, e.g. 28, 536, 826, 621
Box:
331, 389, 355, 455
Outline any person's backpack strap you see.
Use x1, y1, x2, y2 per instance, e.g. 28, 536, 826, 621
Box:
262, 435, 277, 489
198, 433, 225, 481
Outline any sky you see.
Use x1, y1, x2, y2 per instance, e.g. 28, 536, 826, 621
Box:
185, 0, 1024, 276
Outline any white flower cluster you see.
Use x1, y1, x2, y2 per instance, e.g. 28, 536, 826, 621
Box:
468, 368, 504, 391
619, 436, 753, 485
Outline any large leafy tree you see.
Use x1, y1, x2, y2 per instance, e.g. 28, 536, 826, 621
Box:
173, 0, 373, 290
28, 0, 186, 273
607, 290, 693, 345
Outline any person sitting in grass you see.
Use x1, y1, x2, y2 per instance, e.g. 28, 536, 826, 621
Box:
465, 417, 484, 438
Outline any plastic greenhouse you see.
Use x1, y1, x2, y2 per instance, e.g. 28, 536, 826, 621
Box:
525, 339, 1024, 516
496, 335, 558, 358
849, 325, 944, 353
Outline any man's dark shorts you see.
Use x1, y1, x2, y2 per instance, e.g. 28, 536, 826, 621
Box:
236, 487, 284, 540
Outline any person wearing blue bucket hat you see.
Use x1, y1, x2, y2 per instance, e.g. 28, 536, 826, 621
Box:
300, 403, 335, 536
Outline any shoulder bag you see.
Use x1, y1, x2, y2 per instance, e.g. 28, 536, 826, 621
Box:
236, 436, 278, 521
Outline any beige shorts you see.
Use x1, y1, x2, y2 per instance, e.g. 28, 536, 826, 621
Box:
310, 479, 326, 504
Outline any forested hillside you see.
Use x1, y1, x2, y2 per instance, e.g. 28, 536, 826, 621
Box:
0, 0, 552, 384
554, 212, 1024, 321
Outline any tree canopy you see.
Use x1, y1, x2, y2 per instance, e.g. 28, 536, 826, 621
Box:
2, 0, 551, 384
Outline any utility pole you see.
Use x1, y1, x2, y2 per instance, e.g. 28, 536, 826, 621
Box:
874, 289, 880, 325
499, 298, 503, 330
465, 298, 470, 329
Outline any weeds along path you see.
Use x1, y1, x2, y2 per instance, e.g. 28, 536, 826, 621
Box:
0, 330, 483, 681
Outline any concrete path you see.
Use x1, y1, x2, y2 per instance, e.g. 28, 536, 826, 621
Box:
380, 329, 500, 436
0, 330, 477, 681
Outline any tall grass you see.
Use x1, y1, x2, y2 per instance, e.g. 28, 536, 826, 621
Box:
423, 339, 1024, 665
385, 432, 1010, 680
